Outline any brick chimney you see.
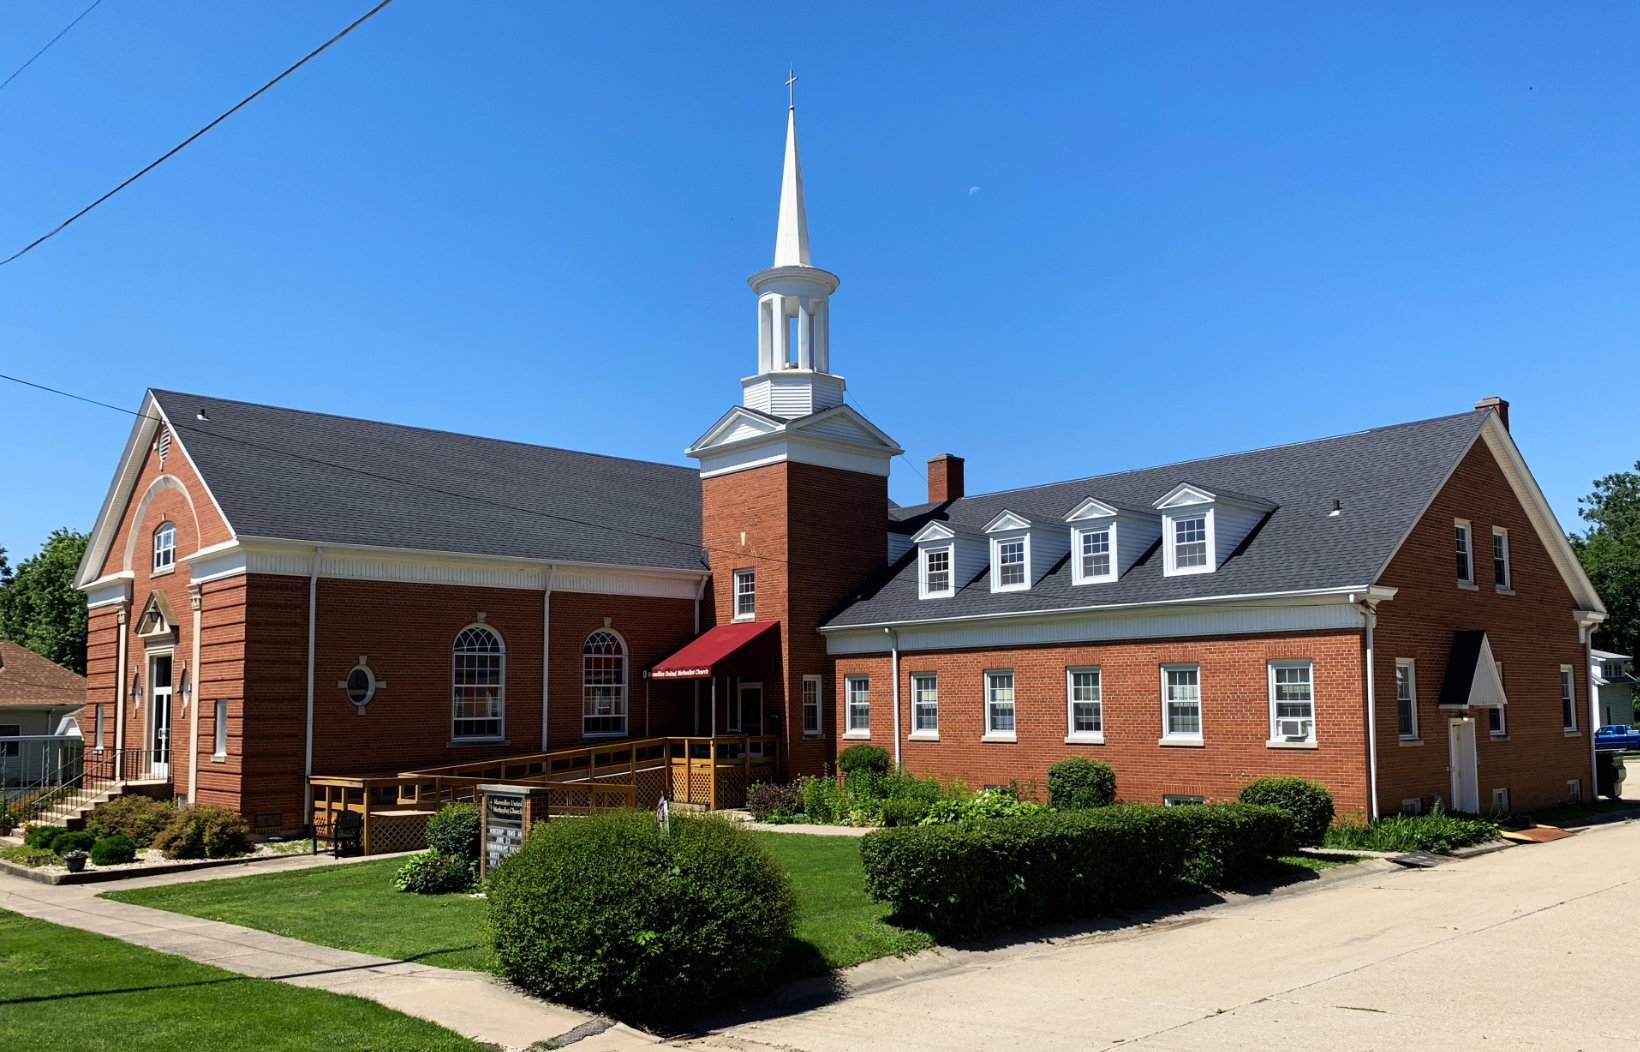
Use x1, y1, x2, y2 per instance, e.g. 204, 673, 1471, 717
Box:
1474, 396, 1510, 432
927, 454, 965, 504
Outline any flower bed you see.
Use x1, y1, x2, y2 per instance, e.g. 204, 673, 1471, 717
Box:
0, 838, 314, 883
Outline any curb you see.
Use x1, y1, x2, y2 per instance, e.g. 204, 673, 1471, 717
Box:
0, 850, 308, 886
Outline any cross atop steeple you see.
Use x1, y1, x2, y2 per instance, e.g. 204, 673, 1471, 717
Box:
786, 68, 798, 110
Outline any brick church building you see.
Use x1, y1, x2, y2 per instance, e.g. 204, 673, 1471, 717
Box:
74, 103, 1607, 830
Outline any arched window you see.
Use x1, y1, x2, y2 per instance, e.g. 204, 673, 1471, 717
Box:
153, 522, 176, 573
582, 630, 627, 736
452, 625, 504, 739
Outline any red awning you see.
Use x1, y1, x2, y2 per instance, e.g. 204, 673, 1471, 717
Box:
651, 621, 779, 680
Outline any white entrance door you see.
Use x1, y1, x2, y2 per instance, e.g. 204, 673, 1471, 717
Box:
1448, 718, 1478, 812
150, 654, 173, 779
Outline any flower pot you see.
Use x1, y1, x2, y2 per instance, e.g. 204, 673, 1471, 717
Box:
64, 855, 86, 873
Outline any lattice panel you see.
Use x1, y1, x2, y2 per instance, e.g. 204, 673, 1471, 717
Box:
716, 769, 749, 809
633, 769, 666, 809
365, 814, 430, 855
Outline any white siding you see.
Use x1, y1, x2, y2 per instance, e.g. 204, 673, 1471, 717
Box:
1215, 505, 1267, 565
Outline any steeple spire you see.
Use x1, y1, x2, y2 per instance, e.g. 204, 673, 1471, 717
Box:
773, 81, 811, 268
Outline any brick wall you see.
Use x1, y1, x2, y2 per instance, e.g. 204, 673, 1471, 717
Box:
833, 629, 1370, 815
1374, 437, 1592, 813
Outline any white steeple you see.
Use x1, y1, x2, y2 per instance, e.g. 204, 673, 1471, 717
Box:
744, 75, 843, 420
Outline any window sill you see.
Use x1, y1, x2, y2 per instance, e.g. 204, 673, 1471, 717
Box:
1398, 737, 1424, 747
1064, 734, 1105, 745
907, 731, 940, 742
1072, 576, 1118, 587
151, 566, 176, 579
581, 732, 628, 740
731, 615, 755, 623
447, 737, 509, 747
1495, 586, 1515, 596
1457, 581, 1478, 591
1265, 739, 1318, 750
803, 731, 825, 740
1158, 737, 1205, 748
211, 754, 227, 763
980, 733, 1017, 744
1564, 728, 1583, 737
989, 585, 1030, 594
1489, 734, 1509, 741
842, 730, 871, 741
919, 591, 954, 600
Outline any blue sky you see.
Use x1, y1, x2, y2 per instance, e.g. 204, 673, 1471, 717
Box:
2, 2, 1636, 562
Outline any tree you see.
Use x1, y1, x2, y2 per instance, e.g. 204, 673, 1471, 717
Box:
0, 529, 90, 675
1571, 464, 1640, 659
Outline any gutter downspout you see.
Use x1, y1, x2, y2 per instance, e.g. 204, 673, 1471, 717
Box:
542, 564, 557, 752
114, 601, 130, 781
303, 547, 322, 816
693, 575, 707, 635
187, 584, 202, 805
1583, 622, 1598, 801
885, 628, 901, 768
1357, 596, 1380, 820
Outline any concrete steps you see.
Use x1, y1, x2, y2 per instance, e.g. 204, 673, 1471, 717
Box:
34, 780, 169, 830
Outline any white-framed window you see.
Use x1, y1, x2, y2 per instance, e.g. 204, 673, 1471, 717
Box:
213, 699, 227, 759
1067, 667, 1102, 738
1455, 519, 1474, 584
1163, 794, 1204, 806
1074, 526, 1114, 584
1492, 527, 1511, 590
1269, 660, 1315, 742
582, 629, 627, 736
1168, 514, 1210, 574
802, 675, 822, 736
1560, 665, 1577, 731
153, 522, 176, 573
846, 675, 871, 734
451, 624, 505, 739
994, 537, 1028, 590
1488, 661, 1506, 737
344, 665, 376, 708
733, 569, 756, 620
985, 670, 1016, 735
1395, 659, 1418, 739
912, 672, 939, 734
1162, 664, 1201, 740
94, 703, 105, 751
920, 545, 953, 598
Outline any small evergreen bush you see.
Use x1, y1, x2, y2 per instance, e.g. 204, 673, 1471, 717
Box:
394, 850, 476, 893
836, 743, 892, 778
426, 803, 481, 862
1238, 776, 1335, 847
89, 834, 138, 866
23, 824, 63, 849
1047, 757, 1117, 810
153, 805, 252, 859
48, 830, 97, 855
746, 779, 803, 820
487, 810, 797, 1023
88, 795, 176, 847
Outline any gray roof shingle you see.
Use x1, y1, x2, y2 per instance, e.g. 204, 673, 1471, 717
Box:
826, 410, 1492, 628
150, 390, 705, 572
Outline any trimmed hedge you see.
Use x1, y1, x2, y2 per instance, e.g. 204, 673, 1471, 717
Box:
836, 744, 892, 777
426, 803, 481, 862
1237, 777, 1335, 847
90, 834, 138, 866
1047, 757, 1117, 810
49, 830, 97, 855
23, 825, 63, 849
861, 802, 1295, 941
486, 810, 796, 1023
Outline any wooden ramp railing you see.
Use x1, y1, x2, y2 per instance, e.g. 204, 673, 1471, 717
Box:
310, 735, 776, 855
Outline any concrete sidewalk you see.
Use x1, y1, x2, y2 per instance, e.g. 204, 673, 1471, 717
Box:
689, 822, 1640, 1051
0, 854, 659, 1051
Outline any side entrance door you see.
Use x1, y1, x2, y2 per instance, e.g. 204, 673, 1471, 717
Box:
1448, 717, 1478, 812
150, 654, 173, 778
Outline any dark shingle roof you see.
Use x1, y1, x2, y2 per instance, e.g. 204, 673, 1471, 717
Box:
826, 410, 1491, 628
150, 390, 704, 571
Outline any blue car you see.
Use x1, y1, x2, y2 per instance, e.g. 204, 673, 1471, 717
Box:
1595, 725, 1640, 751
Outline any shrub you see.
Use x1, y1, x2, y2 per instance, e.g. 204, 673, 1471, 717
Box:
836, 744, 892, 778
426, 803, 481, 862
90, 834, 138, 866
487, 810, 797, 1023
878, 797, 930, 827
48, 830, 97, 855
23, 824, 63, 849
919, 787, 1051, 828
1238, 777, 1335, 847
863, 802, 1296, 941
800, 773, 843, 824
746, 779, 803, 820
152, 805, 252, 859
1047, 757, 1117, 810
87, 795, 176, 848
394, 850, 476, 893
1323, 805, 1499, 854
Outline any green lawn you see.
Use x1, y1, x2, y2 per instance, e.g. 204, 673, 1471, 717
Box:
107, 832, 931, 980
0, 909, 484, 1052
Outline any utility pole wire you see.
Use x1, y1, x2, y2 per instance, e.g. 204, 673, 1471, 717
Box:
0, 0, 107, 96
0, 0, 397, 269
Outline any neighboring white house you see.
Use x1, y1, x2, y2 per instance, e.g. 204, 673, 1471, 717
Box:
1593, 649, 1635, 728
0, 641, 85, 786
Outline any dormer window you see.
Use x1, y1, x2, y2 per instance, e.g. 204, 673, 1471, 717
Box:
996, 539, 1026, 588
920, 545, 953, 598
153, 522, 176, 574
1065, 497, 1155, 585
1173, 516, 1208, 570
1079, 527, 1111, 580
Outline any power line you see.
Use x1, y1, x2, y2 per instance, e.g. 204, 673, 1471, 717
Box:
0, 0, 107, 96
0, 0, 396, 269
0, 371, 816, 571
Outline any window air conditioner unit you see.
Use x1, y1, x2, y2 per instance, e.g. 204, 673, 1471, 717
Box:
1277, 718, 1312, 741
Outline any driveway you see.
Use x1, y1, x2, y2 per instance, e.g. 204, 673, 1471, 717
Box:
690, 821, 1640, 1051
